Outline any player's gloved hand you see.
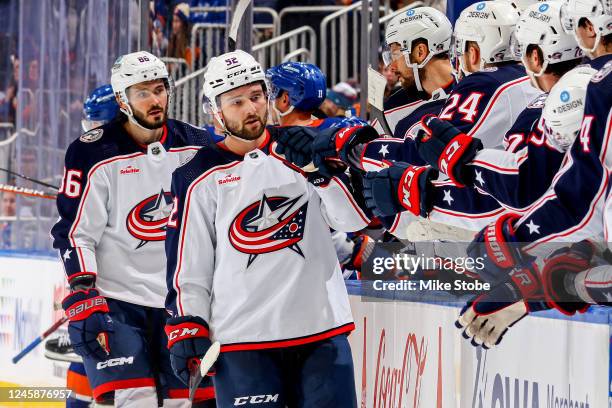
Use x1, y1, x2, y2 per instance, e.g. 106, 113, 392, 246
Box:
541, 241, 594, 315
466, 213, 529, 283
363, 164, 438, 218
165, 315, 214, 386
273, 126, 319, 169
312, 125, 379, 177
416, 115, 482, 186
456, 264, 545, 349
62, 288, 113, 360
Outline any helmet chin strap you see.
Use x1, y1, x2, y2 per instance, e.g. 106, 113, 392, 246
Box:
404, 52, 435, 92
577, 30, 601, 57
271, 103, 294, 125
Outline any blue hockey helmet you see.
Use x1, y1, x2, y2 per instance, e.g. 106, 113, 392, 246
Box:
83, 84, 119, 126
266, 62, 327, 112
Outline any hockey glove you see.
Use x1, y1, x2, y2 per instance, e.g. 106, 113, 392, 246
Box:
467, 213, 530, 283
541, 241, 594, 315
165, 315, 214, 386
416, 115, 482, 186
456, 264, 545, 349
312, 125, 379, 177
62, 288, 113, 360
273, 126, 319, 169
363, 164, 438, 218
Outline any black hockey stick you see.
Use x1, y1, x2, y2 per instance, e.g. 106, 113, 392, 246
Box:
0, 167, 59, 190
227, 0, 252, 52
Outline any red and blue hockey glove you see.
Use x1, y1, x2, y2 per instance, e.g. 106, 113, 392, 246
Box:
456, 264, 546, 349
541, 241, 594, 315
62, 288, 113, 360
416, 115, 482, 186
363, 164, 438, 218
467, 213, 530, 283
312, 125, 379, 177
165, 315, 214, 386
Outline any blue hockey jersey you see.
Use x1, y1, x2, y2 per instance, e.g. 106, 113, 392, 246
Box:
514, 55, 612, 254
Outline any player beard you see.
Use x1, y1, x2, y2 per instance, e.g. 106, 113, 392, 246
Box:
225, 109, 268, 141
132, 105, 167, 130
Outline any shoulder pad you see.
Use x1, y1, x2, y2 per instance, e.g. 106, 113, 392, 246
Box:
79, 128, 104, 143
592, 61, 612, 83
527, 93, 548, 109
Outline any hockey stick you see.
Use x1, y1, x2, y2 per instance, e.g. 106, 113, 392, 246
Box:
188, 341, 221, 402
12, 316, 68, 364
0, 168, 59, 190
0, 184, 57, 200
227, 0, 252, 52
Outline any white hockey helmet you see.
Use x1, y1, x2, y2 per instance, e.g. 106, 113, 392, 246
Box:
514, 2, 583, 77
110, 51, 172, 121
201, 50, 267, 130
500, 0, 546, 13
383, 7, 453, 90
561, 0, 612, 54
543, 65, 596, 151
452, 1, 520, 74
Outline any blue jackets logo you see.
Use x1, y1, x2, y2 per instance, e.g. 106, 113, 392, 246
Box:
126, 189, 173, 248
229, 194, 308, 266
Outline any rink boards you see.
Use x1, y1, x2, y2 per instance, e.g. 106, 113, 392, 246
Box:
1, 253, 611, 407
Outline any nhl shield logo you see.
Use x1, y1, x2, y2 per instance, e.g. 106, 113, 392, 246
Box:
80, 128, 103, 143
229, 194, 308, 267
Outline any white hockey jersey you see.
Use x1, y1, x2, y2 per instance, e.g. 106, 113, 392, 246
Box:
51, 119, 212, 308
165, 130, 370, 351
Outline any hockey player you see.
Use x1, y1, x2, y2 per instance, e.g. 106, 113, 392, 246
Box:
164, 50, 370, 407
370, 1, 585, 228
343, 1, 542, 239
371, 6, 456, 138
456, 65, 598, 348
45, 83, 120, 408
452, 0, 612, 345
266, 61, 372, 278
51, 51, 215, 406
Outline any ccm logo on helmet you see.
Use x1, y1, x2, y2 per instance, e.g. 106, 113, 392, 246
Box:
228, 69, 248, 78
234, 394, 279, 405
96, 356, 134, 370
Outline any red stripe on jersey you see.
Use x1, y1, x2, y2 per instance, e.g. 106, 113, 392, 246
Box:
471, 159, 519, 174
220, 323, 355, 352
167, 386, 215, 401
431, 206, 505, 219
388, 214, 401, 234
92, 377, 155, 400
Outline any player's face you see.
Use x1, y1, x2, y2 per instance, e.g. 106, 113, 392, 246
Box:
1, 192, 16, 217
127, 80, 168, 130
388, 43, 415, 89
219, 83, 268, 140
